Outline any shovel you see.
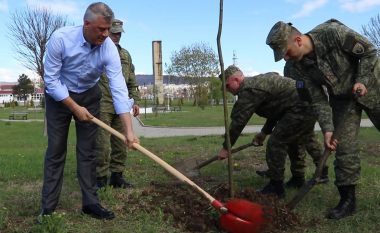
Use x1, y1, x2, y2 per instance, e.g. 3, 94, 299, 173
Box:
174, 142, 261, 177
286, 149, 332, 210
92, 117, 271, 233
174, 141, 263, 177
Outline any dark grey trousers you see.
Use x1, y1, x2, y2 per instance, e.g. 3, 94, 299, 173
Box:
41, 85, 101, 211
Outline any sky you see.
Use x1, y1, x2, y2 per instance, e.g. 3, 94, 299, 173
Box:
0, 0, 379, 82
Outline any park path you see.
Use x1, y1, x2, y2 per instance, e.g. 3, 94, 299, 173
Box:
0, 118, 374, 138
133, 118, 374, 138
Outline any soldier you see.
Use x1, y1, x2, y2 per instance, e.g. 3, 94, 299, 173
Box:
95, 19, 140, 189
218, 65, 327, 198
255, 131, 327, 189
266, 19, 380, 219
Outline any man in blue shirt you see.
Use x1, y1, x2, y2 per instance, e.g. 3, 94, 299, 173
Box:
40, 2, 138, 220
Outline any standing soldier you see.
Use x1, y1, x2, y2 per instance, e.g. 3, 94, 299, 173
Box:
266, 19, 380, 219
217, 65, 327, 198
95, 19, 140, 189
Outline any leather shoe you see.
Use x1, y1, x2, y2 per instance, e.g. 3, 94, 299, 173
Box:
82, 203, 115, 220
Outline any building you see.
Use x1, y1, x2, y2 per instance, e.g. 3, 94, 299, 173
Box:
0, 81, 44, 106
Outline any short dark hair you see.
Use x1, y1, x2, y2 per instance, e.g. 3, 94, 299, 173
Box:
84, 2, 114, 23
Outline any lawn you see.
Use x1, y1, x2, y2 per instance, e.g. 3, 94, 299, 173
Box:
0, 121, 379, 233
138, 104, 267, 127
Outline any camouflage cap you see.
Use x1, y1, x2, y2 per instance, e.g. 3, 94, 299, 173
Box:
110, 19, 124, 33
219, 65, 242, 80
266, 21, 292, 62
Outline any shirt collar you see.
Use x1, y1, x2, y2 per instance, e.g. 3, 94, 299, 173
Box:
79, 26, 87, 47
79, 26, 105, 49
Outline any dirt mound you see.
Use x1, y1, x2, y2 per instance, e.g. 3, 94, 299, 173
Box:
125, 178, 299, 233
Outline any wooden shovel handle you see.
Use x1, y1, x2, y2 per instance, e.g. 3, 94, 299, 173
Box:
91, 117, 217, 204
194, 142, 261, 170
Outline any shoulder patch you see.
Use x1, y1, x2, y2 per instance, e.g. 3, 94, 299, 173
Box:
352, 42, 365, 55
343, 34, 367, 55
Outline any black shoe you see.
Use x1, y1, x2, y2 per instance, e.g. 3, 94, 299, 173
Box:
256, 170, 268, 177
109, 172, 134, 189
258, 180, 285, 199
318, 166, 329, 184
96, 176, 108, 189
82, 203, 115, 220
285, 176, 305, 188
326, 185, 356, 219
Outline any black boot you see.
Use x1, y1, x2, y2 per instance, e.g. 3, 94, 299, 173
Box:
327, 185, 356, 219
96, 176, 108, 189
285, 176, 305, 188
258, 180, 285, 198
109, 172, 134, 189
256, 169, 269, 177
318, 166, 329, 184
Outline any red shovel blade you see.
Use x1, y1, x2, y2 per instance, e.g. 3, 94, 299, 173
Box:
220, 199, 272, 233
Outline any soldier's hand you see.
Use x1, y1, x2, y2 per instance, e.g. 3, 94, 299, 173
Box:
253, 132, 266, 146
218, 148, 229, 160
324, 132, 338, 151
352, 83, 367, 97
132, 104, 140, 117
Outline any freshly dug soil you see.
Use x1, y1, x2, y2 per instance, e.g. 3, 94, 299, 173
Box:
125, 177, 299, 233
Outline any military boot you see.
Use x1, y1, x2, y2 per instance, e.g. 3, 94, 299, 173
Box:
109, 172, 134, 189
258, 180, 285, 199
256, 169, 269, 177
96, 176, 108, 189
326, 185, 356, 219
318, 166, 329, 184
285, 176, 305, 188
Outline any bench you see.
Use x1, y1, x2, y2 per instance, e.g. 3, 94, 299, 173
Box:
170, 106, 182, 112
152, 106, 167, 113
9, 111, 28, 120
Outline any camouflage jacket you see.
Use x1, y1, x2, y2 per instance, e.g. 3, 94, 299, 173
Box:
99, 45, 140, 113
285, 19, 380, 132
223, 72, 311, 148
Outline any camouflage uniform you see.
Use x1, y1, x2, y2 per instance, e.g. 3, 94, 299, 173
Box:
284, 64, 324, 180
276, 19, 380, 187
267, 18, 380, 218
95, 19, 140, 184
287, 131, 322, 178
223, 72, 319, 182
95, 46, 139, 179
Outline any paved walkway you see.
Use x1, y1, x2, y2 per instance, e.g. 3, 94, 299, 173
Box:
133, 118, 374, 138
1, 118, 374, 138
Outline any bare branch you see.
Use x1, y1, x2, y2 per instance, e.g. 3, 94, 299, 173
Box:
7, 6, 71, 81
362, 14, 380, 55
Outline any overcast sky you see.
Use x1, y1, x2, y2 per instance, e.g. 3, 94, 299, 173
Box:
0, 0, 379, 82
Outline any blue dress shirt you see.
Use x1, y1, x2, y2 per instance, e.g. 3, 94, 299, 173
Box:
44, 25, 133, 114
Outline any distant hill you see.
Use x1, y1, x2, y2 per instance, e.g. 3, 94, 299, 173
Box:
136, 75, 187, 86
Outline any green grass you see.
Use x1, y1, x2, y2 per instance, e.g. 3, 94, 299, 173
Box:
0, 106, 44, 120
139, 104, 267, 127
0, 122, 379, 233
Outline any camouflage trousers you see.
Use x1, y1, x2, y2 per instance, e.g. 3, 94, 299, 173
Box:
331, 98, 380, 187
288, 131, 322, 178
266, 107, 321, 181
361, 102, 380, 131
95, 111, 128, 178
